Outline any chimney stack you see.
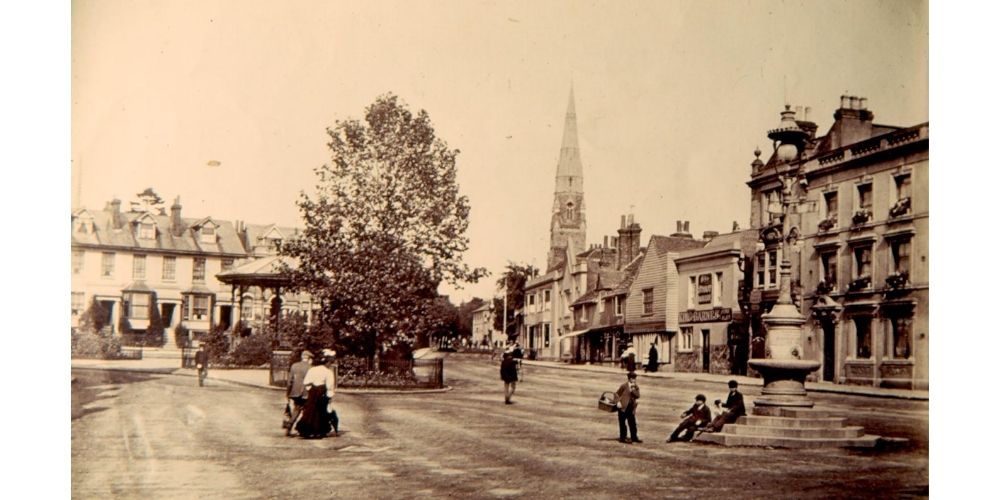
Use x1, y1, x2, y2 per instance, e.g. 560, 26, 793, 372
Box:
170, 196, 184, 236
617, 214, 642, 270
832, 95, 874, 148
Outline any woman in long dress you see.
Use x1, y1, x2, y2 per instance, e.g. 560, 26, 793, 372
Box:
295, 354, 335, 439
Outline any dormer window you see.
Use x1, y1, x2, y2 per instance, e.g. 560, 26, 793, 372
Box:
200, 224, 216, 244
138, 222, 155, 240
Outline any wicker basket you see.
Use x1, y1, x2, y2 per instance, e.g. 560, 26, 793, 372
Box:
598, 392, 618, 412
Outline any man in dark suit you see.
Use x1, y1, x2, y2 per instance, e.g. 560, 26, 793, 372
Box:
194, 344, 209, 387
668, 394, 712, 442
615, 372, 642, 444
285, 350, 313, 437
705, 380, 747, 432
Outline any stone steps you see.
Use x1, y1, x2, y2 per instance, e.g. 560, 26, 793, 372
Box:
694, 404, 882, 448
696, 432, 880, 449
739, 415, 846, 429
725, 424, 865, 439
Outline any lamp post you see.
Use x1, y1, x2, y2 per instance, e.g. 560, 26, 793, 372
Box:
748, 105, 821, 411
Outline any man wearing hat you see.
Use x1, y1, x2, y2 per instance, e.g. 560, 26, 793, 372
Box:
705, 380, 747, 433
614, 372, 642, 444
668, 394, 712, 442
285, 350, 313, 436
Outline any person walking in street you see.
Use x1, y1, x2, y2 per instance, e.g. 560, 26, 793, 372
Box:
500, 350, 519, 404
285, 350, 313, 437
622, 343, 637, 372
322, 349, 340, 436
646, 343, 659, 373
615, 372, 642, 444
668, 394, 712, 442
704, 380, 747, 433
295, 353, 336, 439
194, 343, 209, 387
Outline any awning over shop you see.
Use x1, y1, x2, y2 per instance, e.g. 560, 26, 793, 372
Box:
560, 329, 590, 341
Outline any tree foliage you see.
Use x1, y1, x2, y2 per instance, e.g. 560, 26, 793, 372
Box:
456, 297, 487, 339
492, 262, 539, 337
282, 94, 485, 360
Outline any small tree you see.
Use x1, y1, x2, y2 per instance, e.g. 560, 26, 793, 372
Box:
492, 262, 539, 339
282, 94, 486, 365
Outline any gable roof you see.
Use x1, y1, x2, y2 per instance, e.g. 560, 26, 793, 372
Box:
647, 235, 708, 254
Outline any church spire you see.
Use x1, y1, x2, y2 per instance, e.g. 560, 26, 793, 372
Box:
548, 85, 587, 271
555, 85, 583, 189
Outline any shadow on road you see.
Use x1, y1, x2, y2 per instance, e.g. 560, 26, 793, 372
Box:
71, 369, 164, 421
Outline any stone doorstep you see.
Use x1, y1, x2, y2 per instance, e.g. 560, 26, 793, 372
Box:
695, 432, 881, 449
739, 415, 847, 429
753, 407, 833, 418
725, 424, 865, 439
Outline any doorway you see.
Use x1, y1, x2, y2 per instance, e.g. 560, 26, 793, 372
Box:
161, 303, 176, 328
822, 322, 837, 382
219, 305, 233, 332
701, 329, 711, 372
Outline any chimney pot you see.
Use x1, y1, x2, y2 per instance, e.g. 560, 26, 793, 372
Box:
603, 235, 608, 248
850, 96, 859, 110
840, 95, 850, 108
804, 107, 812, 121
621, 215, 626, 228
676, 220, 683, 232
859, 97, 867, 110
684, 221, 690, 233
795, 105, 803, 120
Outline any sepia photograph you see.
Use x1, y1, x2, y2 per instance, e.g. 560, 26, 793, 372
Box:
7, 0, 981, 497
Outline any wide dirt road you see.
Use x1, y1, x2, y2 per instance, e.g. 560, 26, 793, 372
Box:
72, 355, 928, 499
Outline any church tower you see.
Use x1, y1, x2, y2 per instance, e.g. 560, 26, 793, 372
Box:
547, 86, 587, 271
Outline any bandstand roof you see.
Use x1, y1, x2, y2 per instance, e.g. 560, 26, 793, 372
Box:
216, 255, 297, 287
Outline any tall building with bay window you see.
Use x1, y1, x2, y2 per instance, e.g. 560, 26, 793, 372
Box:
71, 196, 311, 347
746, 96, 928, 389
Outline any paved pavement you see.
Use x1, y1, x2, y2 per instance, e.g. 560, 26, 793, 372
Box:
70, 350, 929, 400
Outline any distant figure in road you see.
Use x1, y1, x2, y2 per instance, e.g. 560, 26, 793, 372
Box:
668, 394, 712, 442
615, 371, 642, 444
194, 344, 209, 387
322, 349, 340, 436
622, 343, 637, 372
646, 344, 659, 373
295, 353, 335, 439
500, 351, 519, 404
704, 380, 747, 433
285, 350, 313, 437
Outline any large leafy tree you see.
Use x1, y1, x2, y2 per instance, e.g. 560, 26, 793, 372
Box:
492, 262, 539, 339
282, 94, 485, 362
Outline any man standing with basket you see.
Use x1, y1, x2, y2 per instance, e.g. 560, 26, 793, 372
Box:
615, 372, 642, 444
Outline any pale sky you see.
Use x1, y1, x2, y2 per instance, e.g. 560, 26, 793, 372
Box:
71, 0, 928, 303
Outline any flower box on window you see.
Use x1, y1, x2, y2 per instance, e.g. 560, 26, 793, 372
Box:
851, 209, 872, 226
889, 197, 911, 218
848, 275, 872, 292
885, 271, 909, 290
817, 216, 837, 232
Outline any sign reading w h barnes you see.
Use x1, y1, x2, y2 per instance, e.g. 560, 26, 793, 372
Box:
679, 307, 732, 324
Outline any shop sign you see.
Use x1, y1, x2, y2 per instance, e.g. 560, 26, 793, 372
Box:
697, 273, 713, 304
680, 307, 733, 324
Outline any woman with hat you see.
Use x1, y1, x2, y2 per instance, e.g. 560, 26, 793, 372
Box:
295, 352, 335, 438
